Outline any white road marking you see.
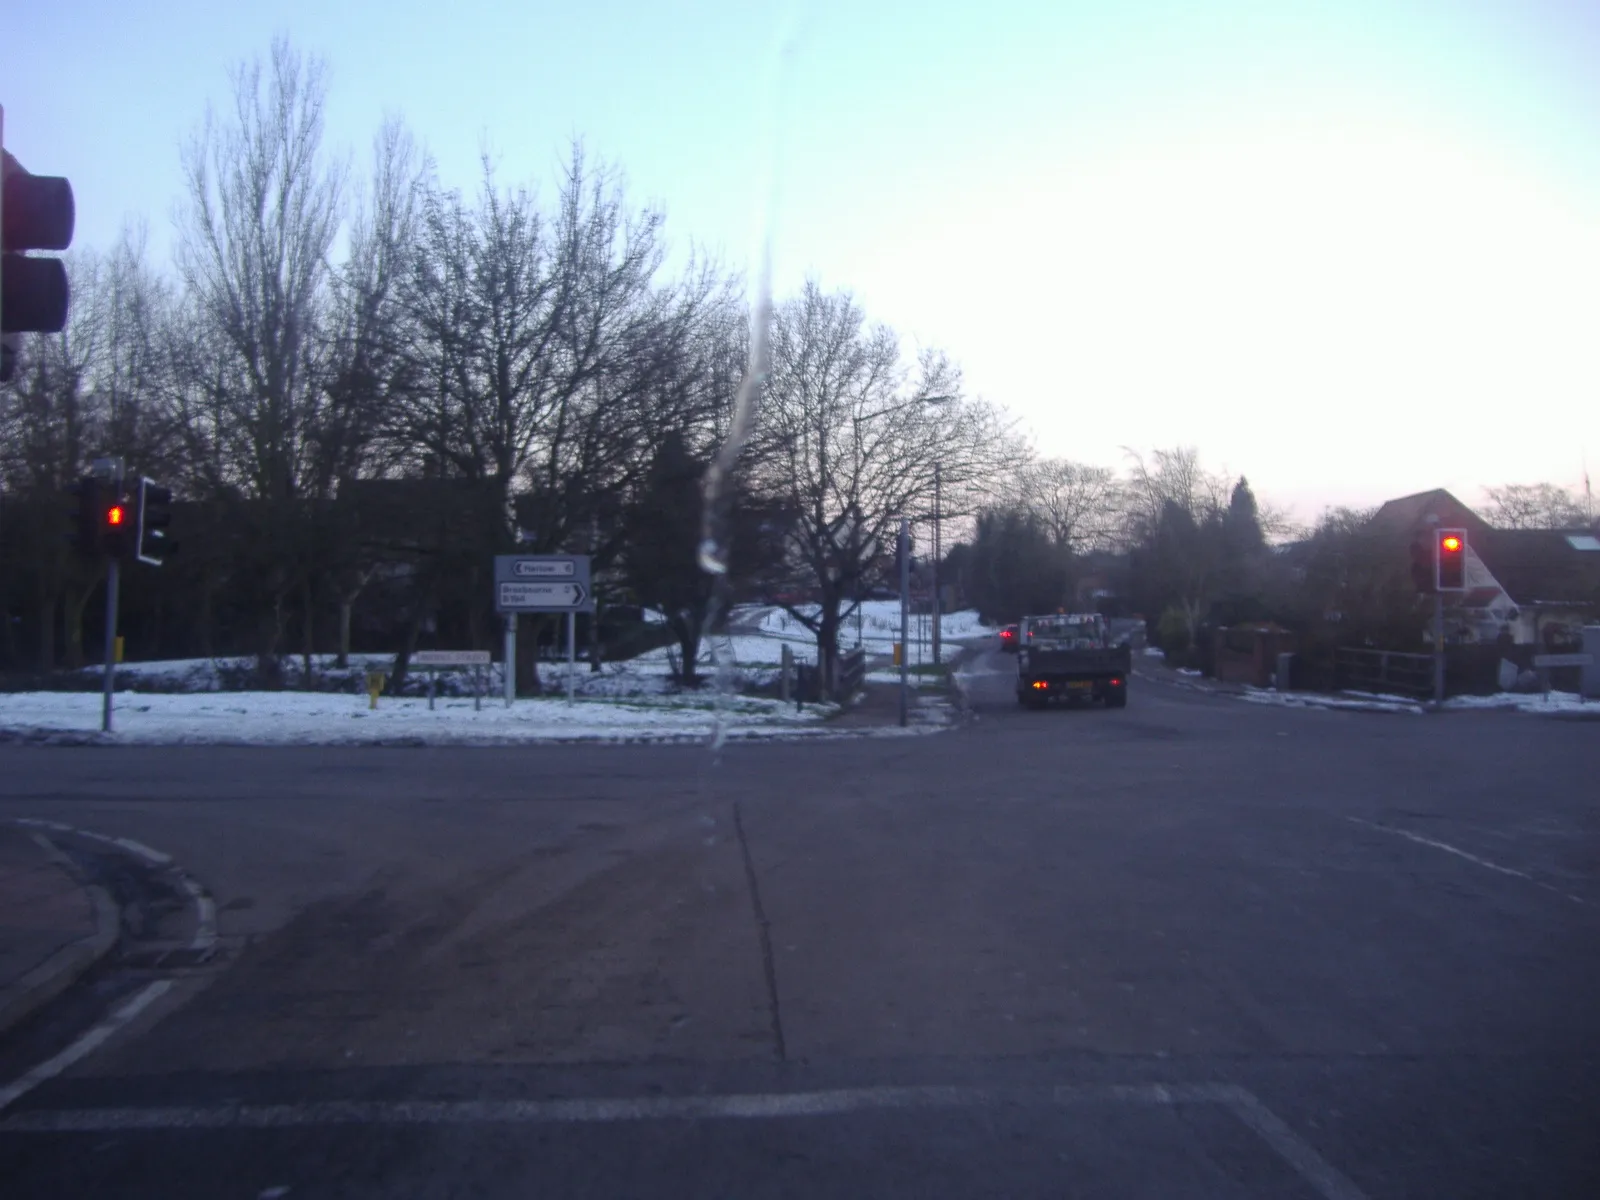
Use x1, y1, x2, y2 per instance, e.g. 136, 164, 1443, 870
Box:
7, 817, 220, 946
174, 874, 219, 952
1347, 817, 1588, 905
0, 1080, 1368, 1198
0, 981, 172, 1113
1220, 1086, 1370, 1200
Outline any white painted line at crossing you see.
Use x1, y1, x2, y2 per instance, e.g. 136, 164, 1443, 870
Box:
1347, 817, 1588, 906
0, 981, 172, 1114
1219, 1086, 1370, 1200
0, 1080, 1369, 1198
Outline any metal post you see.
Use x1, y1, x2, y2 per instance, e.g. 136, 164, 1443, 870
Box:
781, 643, 792, 703
475, 664, 482, 712
932, 462, 942, 666
566, 610, 576, 707
428, 670, 436, 711
503, 614, 516, 707
101, 558, 120, 733
899, 516, 910, 727
1433, 591, 1444, 708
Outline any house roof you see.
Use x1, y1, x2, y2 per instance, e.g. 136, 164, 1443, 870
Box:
1368, 489, 1494, 540
1475, 527, 1600, 608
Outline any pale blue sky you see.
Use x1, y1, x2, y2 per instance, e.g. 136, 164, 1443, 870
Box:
6, 0, 1599, 519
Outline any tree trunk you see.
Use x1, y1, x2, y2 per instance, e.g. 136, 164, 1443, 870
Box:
675, 620, 701, 686
197, 577, 216, 659
36, 581, 58, 673
390, 609, 423, 695
301, 577, 314, 684
64, 578, 95, 670
817, 599, 842, 700
337, 597, 353, 668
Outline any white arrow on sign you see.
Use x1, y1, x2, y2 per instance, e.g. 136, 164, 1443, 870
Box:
499, 581, 587, 609
513, 560, 575, 578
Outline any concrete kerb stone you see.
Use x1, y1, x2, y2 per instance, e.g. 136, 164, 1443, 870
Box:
0, 831, 121, 1037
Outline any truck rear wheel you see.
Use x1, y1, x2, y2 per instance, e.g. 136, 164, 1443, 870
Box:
1106, 688, 1128, 709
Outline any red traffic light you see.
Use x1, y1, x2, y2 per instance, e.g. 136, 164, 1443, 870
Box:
107, 505, 125, 526
1436, 527, 1467, 591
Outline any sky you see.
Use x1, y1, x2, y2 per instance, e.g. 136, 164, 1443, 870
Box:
5, 0, 1599, 523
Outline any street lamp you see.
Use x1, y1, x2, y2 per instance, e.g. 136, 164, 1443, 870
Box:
916, 395, 956, 668
888, 393, 957, 724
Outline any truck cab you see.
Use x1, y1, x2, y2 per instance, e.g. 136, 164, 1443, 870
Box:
1016, 612, 1130, 709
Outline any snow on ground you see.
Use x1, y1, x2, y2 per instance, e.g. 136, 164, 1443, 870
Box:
77, 654, 400, 693
758, 603, 994, 646
1444, 690, 1597, 714
1235, 685, 1596, 716
1236, 687, 1424, 714
0, 689, 857, 746
864, 668, 944, 688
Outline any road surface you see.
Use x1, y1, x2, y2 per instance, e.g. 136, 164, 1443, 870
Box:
1, 639, 1596, 1197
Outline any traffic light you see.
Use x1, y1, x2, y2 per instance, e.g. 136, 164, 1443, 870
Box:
1409, 538, 1435, 594
1, 105, 77, 382
66, 475, 103, 556
1436, 528, 1467, 591
101, 487, 132, 558
134, 477, 173, 565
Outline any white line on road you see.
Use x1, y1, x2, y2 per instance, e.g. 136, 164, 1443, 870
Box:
0, 981, 172, 1114
1347, 817, 1588, 906
1221, 1086, 1370, 1200
0, 1080, 1367, 1199
8, 817, 220, 945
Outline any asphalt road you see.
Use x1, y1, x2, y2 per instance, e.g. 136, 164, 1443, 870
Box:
1, 639, 1597, 1198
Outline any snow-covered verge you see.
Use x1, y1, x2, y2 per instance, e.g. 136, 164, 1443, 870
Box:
864, 668, 946, 688
0, 689, 865, 746
1443, 690, 1598, 715
757, 603, 994, 645
1235, 685, 1597, 716
1236, 687, 1425, 714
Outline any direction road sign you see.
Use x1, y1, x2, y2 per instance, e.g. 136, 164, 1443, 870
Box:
498, 581, 589, 611
413, 650, 492, 667
512, 559, 574, 578
494, 555, 593, 612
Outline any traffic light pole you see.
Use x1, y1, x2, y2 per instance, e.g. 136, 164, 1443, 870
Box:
102, 557, 120, 733
931, 462, 942, 668
1432, 590, 1444, 709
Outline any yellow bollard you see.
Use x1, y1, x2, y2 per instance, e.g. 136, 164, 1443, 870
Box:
114, 636, 125, 664
366, 670, 386, 709
892, 642, 903, 667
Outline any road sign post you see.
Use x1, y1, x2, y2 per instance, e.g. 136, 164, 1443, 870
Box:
503, 614, 516, 707
495, 556, 594, 708
412, 651, 493, 712
898, 517, 910, 728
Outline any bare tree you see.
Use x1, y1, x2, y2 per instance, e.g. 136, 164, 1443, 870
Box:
175, 36, 345, 503
0, 229, 173, 669
1482, 482, 1591, 530
755, 279, 1008, 690
1018, 458, 1124, 553
1119, 445, 1231, 546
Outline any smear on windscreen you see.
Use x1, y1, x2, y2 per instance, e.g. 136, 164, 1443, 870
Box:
699, 8, 799, 753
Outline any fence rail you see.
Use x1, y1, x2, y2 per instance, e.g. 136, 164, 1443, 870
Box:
1334, 647, 1433, 699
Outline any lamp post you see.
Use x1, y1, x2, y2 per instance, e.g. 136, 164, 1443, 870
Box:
932, 460, 943, 666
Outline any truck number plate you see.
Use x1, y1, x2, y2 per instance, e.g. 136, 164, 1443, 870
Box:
1065, 680, 1093, 690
